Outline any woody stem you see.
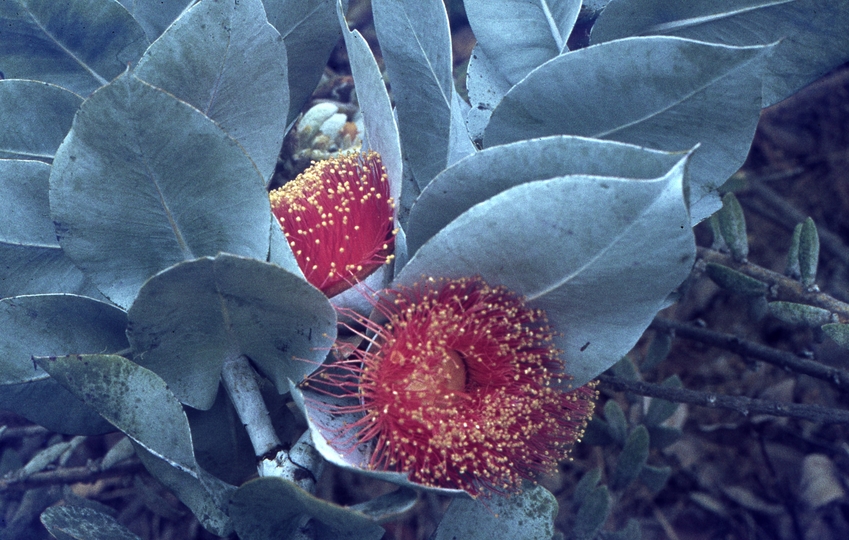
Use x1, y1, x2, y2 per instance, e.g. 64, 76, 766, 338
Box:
220, 353, 324, 492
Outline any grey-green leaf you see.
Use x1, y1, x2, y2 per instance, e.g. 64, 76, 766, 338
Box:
0, 0, 148, 95
768, 301, 833, 327
338, 5, 403, 207
263, 0, 341, 125
134, 0, 289, 182
644, 375, 682, 426
0, 80, 82, 161
229, 476, 386, 540
0, 295, 121, 429
590, 0, 849, 107
34, 352, 236, 534
0, 159, 56, 247
133, 443, 235, 537
604, 400, 628, 446
605, 519, 641, 540
717, 192, 748, 262
465, 0, 581, 84
647, 425, 682, 450
464, 45, 512, 141
406, 136, 687, 256
116, 0, 193, 42
40, 505, 140, 540
348, 488, 418, 524
0, 244, 105, 301
36, 354, 197, 473
823, 323, 849, 349
799, 217, 820, 288
126, 254, 336, 409
0, 294, 128, 385
639, 464, 671, 494
0, 160, 104, 300
372, 0, 456, 188
785, 222, 803, 278
397, 159, 695, 387
433, 484, 557, 540
611, 425, 650, 491
641, 330, 673, 372
50, 73, 271, 308
704, 263, 767, 297
483, 37, 772, 223
185, 382, 257, 486
0, 378, 113, 435
571, 468, 603, 511
571, 486, 611, 540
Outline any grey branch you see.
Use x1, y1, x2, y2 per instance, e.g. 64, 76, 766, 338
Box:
0, 461, 143, 493
697, 246, 849, 322
598, 374, 849, 424
650, 317, 849, 393
220, 353, 282, 459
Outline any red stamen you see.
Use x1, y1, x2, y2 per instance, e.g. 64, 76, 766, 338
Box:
307, 276, 598, 497
270, 152, 396, 296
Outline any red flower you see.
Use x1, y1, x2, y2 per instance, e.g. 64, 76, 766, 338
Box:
307, 276, 597, 496
270, 152, 395, 297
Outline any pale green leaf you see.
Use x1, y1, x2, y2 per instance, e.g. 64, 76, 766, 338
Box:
116, 0, 193, 41
398, 159, 695, 387
406, 136, 686, 256
483, 37, 772, 223
433, 485, 557, 540
372, 0, 457, 188
0, 80, 82, 161
41, 505, 140, 540
230, 476, 386, 540
465, 0, 581, 83
126, 254, 336, 409
0, 160, 104, 300
338, 4, 402, 208
134, 0, 289, 182
36, 354, 197, 472
50, 73, 271, 308
0, 0, 148, 95
263, 0, 341, 125
590, 0, 849, 107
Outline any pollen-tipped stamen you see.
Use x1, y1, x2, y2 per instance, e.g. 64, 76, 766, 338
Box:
270, 151, 396, 296
305, 276, 598, 497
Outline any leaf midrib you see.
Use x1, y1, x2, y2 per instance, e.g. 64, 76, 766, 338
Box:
24, 4, 109, 87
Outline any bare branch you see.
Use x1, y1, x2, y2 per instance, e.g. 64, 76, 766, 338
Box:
598, 374, 849, 424
0, 461, 143, 493
650, 318, 849, 393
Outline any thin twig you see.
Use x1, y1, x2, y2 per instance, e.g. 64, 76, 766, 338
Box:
650, 318, 849, 393
0, 461, 144, 492
697, 246, 849, 322
598, 374, 849, 424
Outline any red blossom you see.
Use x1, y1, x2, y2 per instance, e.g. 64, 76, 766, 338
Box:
307, 276, 597, 496
270, 152, 395, 296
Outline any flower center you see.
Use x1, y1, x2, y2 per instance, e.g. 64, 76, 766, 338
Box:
404, 349, 467, 407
